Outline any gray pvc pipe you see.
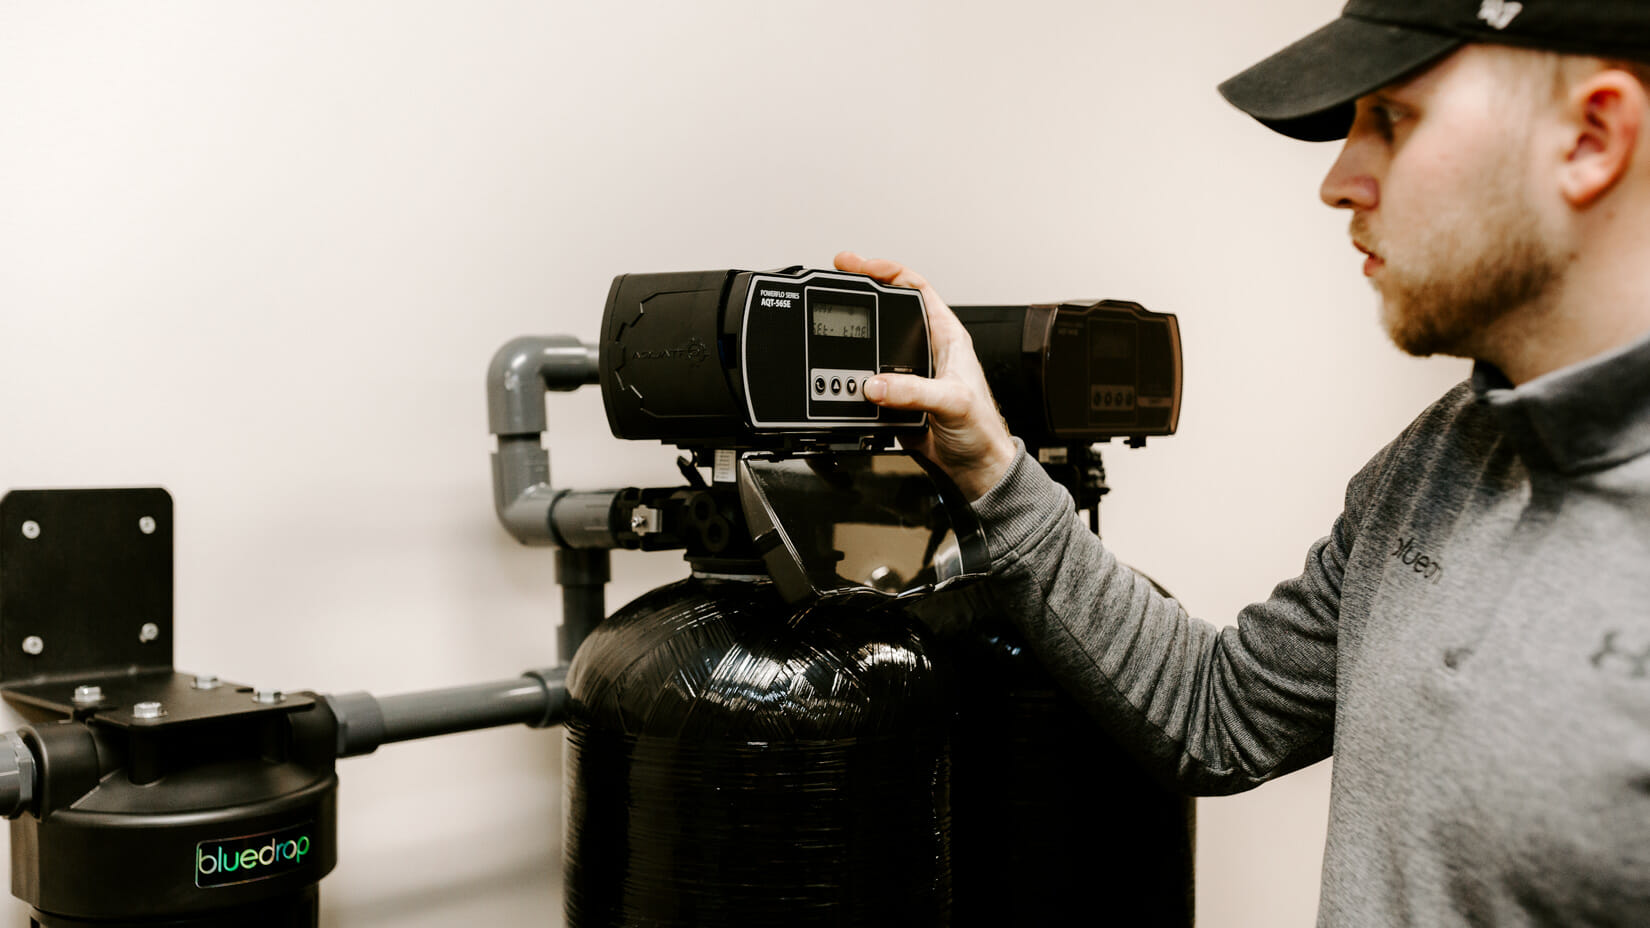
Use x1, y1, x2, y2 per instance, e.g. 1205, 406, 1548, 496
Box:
326, 667, 570, 758
486, 336, 600, 435
0, 732, 35, 819
487, 336, 600, 546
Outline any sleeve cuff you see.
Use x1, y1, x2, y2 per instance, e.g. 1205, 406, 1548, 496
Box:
969, 439, 1077, 564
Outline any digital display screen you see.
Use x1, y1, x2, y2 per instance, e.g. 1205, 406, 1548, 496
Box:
812, 303, 871, 340
1090, 323, 1134, 360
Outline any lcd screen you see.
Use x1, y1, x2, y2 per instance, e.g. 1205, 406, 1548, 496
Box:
812, 303, 872, 339
1090, 322, 1134, 361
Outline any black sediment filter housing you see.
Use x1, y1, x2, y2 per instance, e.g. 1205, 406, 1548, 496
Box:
11, 706, 338, 926
600, 268, 930, 450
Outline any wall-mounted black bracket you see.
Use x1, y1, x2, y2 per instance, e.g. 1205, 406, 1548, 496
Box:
0, 488, 313, 725
0, 488, 176, 686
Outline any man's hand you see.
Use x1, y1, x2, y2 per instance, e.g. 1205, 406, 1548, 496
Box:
833, 251, 1018, 501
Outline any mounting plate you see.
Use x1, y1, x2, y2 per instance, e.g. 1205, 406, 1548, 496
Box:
0, 488, 175, 686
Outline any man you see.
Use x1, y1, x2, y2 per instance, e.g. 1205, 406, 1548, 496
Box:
837, 1, 1650, 924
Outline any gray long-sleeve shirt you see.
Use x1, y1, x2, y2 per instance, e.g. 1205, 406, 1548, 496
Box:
970, 333, 1650, 926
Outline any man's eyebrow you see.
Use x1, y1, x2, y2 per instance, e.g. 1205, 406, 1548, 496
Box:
1376, 67, 1430, 100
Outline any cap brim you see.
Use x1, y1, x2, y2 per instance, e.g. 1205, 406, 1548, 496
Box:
1218, 17, 1463, 142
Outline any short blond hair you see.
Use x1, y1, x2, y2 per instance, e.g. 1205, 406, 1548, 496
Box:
1604, 58, 1650, 92
1531, 49, 1650, 101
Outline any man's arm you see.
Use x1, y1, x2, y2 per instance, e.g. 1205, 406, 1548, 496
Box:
839, 252, 1341, 792
976, 446, 1343, 794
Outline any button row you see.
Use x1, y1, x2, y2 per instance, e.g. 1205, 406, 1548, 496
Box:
813, 377, 859, 396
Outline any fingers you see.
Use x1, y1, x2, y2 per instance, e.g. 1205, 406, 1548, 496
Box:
833, 251, 930, 292
836, 249, 971, 377
835, 253, 1016, 500
833, 250, 864, 272
863, 372, 970, 420
834, 252, 958, 343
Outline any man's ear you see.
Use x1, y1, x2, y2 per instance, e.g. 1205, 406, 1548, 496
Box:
1559, 69, 1645, 208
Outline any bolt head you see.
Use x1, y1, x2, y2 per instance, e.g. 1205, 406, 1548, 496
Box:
21, 636, 43, 656
192, 674, 221, 690
132, 701, 165, 720
20, 521, 39, 540
138, 516, 156, 535
72, 685, 104, 705
253, 689, 285, 705
138, 623, 160, 643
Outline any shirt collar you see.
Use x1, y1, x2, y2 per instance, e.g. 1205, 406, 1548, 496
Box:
1473, 330, 1650, 475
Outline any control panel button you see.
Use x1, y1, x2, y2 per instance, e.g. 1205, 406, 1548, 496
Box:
810, 367, 876, 409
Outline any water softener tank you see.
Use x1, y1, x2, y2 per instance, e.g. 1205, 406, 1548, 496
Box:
945, 611, 1196, 927
562, 573, 953, 927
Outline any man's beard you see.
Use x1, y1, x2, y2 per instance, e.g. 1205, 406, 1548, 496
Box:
1361, 191, 1563, 359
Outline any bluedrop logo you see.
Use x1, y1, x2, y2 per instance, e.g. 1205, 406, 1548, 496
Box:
196, 823, 314, 888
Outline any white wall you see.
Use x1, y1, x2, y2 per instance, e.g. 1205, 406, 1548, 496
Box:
0, 2, 1468, 925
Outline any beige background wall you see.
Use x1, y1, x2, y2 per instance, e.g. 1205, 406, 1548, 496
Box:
0, 2, 1468, 925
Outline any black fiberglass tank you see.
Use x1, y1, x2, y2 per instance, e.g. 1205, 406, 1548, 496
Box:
944, 599, 1196, 927
562, 574, 952, 927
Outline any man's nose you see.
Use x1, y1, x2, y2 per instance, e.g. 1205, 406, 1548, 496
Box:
1319, 137, 1380, 211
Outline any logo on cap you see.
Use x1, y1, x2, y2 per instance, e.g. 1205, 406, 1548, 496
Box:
1477, 0, 1523, 30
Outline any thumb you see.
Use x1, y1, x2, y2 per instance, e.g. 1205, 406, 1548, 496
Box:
863, 373, 969, 421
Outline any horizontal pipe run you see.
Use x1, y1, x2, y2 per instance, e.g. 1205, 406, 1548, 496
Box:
0, 732, 34, 819
326, 667, 569, 758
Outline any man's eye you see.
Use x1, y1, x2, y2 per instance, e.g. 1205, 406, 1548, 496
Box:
1359, 102, 1408, 141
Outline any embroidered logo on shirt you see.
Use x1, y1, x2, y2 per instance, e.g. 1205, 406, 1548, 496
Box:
1477, 0, 1523, 30
1590, 630, 1650, 679
1389, 535, 1445, 585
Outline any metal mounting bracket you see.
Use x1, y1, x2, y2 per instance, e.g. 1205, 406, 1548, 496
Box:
0, 488, 175, 686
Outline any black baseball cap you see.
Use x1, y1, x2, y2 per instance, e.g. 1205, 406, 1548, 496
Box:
1219, 0, 1650, 141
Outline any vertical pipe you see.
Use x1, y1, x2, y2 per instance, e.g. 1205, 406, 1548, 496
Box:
556, 548, 610, 663
486, 335, 600, 546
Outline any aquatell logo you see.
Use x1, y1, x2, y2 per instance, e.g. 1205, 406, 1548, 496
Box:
631, 337, 709, 365
195, 823, 314, 888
